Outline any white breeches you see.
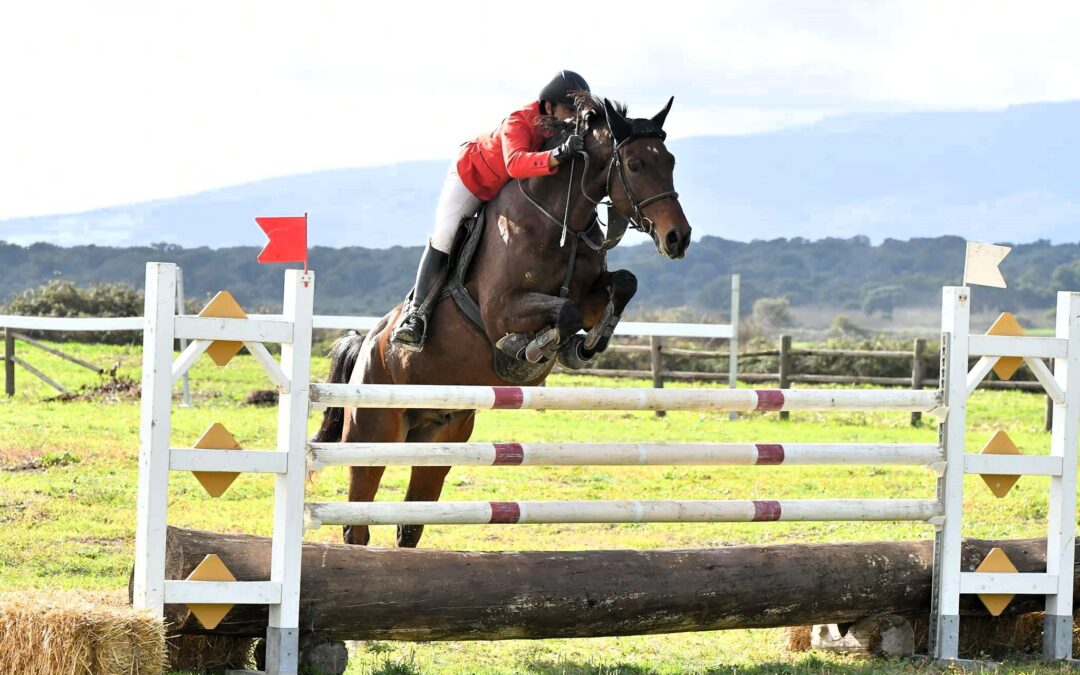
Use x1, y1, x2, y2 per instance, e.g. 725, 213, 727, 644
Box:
431, 160, 482, 254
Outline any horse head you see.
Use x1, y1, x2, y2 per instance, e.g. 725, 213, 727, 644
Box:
573, 95, 691, 259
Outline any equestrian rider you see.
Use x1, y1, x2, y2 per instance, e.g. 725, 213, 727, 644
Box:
391, 70, 590, 352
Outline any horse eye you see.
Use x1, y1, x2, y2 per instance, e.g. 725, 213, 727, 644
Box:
627, 161, 641, 173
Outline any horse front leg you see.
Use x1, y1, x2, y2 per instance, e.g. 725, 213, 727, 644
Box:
497, 291, 583, 363
342, 407, 407, 545
397, 410, 475, 548
580, 269, 637, 354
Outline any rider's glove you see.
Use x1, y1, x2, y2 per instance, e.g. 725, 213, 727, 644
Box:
551, 134, 584, 164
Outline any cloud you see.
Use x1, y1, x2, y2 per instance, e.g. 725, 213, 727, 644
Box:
1, 0, 1079, 219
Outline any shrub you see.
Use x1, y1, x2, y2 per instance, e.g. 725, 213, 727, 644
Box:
2, 281, 143, 344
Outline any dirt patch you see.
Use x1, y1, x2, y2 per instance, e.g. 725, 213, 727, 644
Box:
0, 448, 79, 472
0, 447, 41, 471
78, 376, 141, 402
243, 389, 278, 406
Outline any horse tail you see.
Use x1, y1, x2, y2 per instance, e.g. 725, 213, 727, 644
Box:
311, 331, 366, 443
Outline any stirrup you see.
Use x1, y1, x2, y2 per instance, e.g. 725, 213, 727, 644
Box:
392, 311, 428, 352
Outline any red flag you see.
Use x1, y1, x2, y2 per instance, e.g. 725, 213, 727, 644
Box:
256, 214, 308, 269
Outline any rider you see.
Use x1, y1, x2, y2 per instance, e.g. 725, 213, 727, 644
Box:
391, 70, 590, 352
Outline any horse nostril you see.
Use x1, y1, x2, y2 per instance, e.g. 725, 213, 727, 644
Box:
666, 230, 680, 250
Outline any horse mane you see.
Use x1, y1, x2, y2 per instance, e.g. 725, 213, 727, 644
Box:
535, 92, 628, 137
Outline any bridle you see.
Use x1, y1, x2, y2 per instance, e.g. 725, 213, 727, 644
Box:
580, 118, 680, 242
519, 108, 680, 250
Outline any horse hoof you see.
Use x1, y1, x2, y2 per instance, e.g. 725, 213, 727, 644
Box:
496, 332, 533, 360
556, 335, 595, 370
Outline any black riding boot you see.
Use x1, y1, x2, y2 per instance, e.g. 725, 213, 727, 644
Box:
391, 243, 450, 352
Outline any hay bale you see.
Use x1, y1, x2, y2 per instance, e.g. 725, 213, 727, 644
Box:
785, 626, 812, 651
0, 590, 165, 675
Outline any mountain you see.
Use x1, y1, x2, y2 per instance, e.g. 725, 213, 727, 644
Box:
2, 101, 1079, 248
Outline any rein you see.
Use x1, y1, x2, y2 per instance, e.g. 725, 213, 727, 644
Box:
519, 114, 680, 253
516, 110, 681, 298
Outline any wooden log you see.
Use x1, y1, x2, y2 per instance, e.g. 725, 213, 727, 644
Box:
155, 527, 1074, 642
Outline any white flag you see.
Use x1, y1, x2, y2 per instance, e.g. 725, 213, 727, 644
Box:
964, 241, 1011, 288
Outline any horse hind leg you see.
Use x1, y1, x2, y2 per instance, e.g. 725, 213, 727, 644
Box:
397, 410, 476, 548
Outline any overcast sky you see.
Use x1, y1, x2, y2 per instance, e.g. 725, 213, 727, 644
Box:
2, 0, 1079, 220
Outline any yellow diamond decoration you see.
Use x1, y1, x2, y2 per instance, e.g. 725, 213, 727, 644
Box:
975, 547, 1018, 616
986, 312, 1026, 380
192, 423, 242, 498
979, 430, 1022, 499
185, 554, 236, 629
199, 291, 248, 367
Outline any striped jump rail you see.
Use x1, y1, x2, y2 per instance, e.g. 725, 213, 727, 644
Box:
307, 442, 945, 469
309, 384, 944, 413
304, 498, 941, 529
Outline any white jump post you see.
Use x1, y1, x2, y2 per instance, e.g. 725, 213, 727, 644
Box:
132, 263, 178, 616
931, 286, 970, 659
132, 263, 313, 675
1044, 291, 1080, 659
931, 286, 1080, 663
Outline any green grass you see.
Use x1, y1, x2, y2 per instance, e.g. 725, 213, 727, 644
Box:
0, 340, 1074, 673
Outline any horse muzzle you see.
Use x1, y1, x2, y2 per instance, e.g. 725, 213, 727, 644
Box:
656, 226, 690, 259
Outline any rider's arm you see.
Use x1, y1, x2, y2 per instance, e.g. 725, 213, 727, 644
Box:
501, 111, 559, 178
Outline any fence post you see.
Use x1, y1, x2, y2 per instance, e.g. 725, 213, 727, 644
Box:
778, 334, 791, 421
4, 328, 13, 396
176, 266, 191, 407
910, 338, 926, 427
728, 274, 740, 421
650, 336, 665, 418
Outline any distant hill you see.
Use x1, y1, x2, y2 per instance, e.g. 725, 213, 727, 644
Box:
1, 100, 1079, 248
2, 237, 1078, 319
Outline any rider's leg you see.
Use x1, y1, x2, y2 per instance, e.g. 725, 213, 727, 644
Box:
391, 162, 480, 351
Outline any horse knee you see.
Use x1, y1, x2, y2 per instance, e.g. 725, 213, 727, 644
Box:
556, 302, 583, 336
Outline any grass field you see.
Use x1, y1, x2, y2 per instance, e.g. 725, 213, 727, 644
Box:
0, 340, 1075, 674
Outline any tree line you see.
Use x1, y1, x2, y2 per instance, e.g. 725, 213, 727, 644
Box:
2, 235, 1078, 318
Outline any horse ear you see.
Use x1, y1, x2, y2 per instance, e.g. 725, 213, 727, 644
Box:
652, 96, 674, 129
603, 98, 632, 142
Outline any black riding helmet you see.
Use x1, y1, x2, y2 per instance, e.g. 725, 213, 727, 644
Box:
539, 70, 590, 113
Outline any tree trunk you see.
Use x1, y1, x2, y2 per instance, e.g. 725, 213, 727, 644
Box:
150, 526, 1071, 642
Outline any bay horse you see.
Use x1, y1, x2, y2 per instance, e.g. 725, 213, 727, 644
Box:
314, 95, 692, 546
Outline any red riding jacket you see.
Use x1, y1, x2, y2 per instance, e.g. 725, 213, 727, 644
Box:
456, 101, 557, 201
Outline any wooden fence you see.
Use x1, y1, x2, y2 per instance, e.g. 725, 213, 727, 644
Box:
562, 334, 1053, 428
